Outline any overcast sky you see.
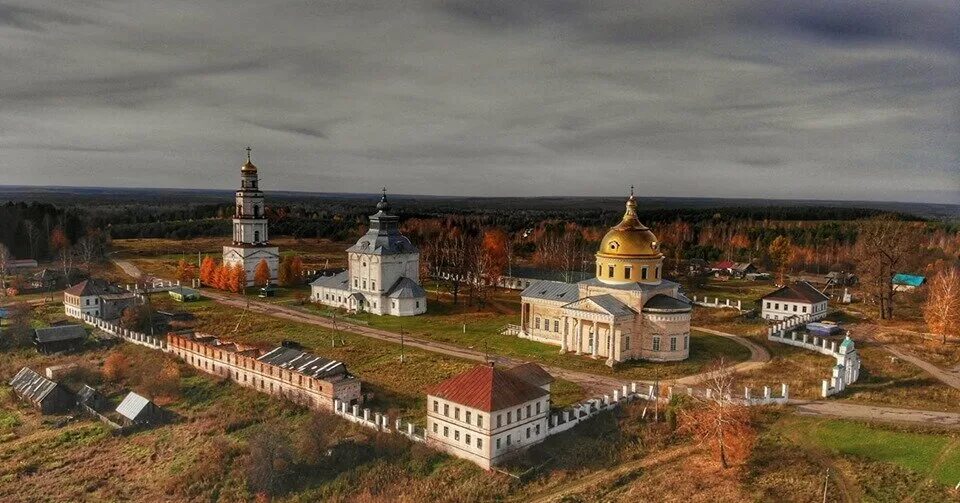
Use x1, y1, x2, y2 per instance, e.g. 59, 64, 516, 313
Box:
0, 1, 957, 203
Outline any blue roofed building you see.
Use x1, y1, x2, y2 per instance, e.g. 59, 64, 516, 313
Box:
892, 273, 926, 292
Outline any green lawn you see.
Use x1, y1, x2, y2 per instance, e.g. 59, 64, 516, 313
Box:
297, 294, 752, 382
773, 416, 960, 487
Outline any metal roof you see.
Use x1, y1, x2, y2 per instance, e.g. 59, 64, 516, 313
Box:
505, 267, 593, 283
257, 347, 349, 379
426, 363, 549, 412
760, 281, 829, 304
385, 277, 426, 299
34, 324, 87, 343
520, 280, 580, 302
346, 211, 418, 256
892, 274, 925, 287
504, 362, 555, 388
9, 367, 60, 403
64, 278, 126, 297
576, 277, 681, 292
642, 294, 692, 312
562, 294, 636, 317
310, 270, 350, 289
116, 392, 152, 421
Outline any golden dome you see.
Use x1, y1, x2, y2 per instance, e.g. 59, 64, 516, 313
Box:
596, 194, 661, 259
241, 146, 257, 172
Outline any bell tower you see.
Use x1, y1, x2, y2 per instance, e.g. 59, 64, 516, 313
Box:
222, 147, 280, 285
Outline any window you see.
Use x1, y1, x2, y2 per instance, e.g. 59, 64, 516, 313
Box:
766, 302, 771, 309
536, 402, 541, 414
670, 337, 677, 351
466, 411, 471, 423
597, 264, 601, 276
625, 336, 631, 350
793, 305, 797, 312
455, 407, 460, 420
444, 404, 449, 416
454, 430, 460, 441
526, 404, 531, 417
362, 280, 366, 289
507, 411, 512, 424
506, 434, 512, 446
624, 266, 632, 279
254, 230, 260, 242
371, 281, 376, 290
653, 337, 661, 351
535, 317, 540, 329
477, 438, 483, 448
608, 265, 615, 277
478, 415, 483, 428
496, 438, 501, 449
496, 414, 502, 428
465, 433, 471, 445
803, 306, 808, 313
641, 267, 648, 280
354, 279, 358, 287
433, 400, 438, 413
774, 303, 779, 310
526, 427, 530, 439
433, 422, 438, 433
684, 335, 689, 350
443, 426, 448, 437
416, 301, 420, 308
553, 320, 559, 332
535, 424, 541, 435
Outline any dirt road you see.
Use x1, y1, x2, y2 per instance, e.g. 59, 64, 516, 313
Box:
676, 326, 771, 385
790, 400, 960, 428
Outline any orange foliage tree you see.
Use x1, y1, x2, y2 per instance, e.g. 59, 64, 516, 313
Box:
481, 229, 509, 283
278, 256, 292, 285
176, 259, 196, 284
199, 257, 216, 286
103, 351, 131, 382
229, 264, 247, 293
289, 256, 304, 285
254, 259, 271, 287
678, 359, 756, 469
767, 236, 793, 285
924, 265, 960, 345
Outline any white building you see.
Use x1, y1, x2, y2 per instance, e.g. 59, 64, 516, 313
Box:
425, 362, 553, 470
222, 147, 280, 286
760, 281, 829, 321
310, 190, 426, 316
63, 279, 137, 320
517, 192, 692, 365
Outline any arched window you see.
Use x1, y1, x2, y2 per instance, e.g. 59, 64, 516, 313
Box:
254, 230, 260, 242
253, 205, 260, 218
237, 205, 242, 216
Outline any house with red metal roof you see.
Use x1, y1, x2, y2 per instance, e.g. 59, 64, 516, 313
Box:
425, 362, 552, 469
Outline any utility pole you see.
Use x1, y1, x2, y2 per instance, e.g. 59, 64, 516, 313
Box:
399, 318, 405, 364
822, 468, 830, 503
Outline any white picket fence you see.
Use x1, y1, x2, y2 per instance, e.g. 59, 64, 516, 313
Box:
690, 295, 743, 312
767, 316, 861, 398
73, 313, 168, 352
332, 399, 425, 443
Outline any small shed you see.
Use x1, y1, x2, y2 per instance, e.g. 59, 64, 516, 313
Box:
9, 367, 75, 414
168, 286, 201, 302
116, 392, 165, 427
33, 325, 87, 354
77, 384, 110, 412
892, 274, 925, 292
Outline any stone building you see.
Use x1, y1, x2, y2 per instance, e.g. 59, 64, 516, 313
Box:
517, 192, 692, 365
310, 189, 426, 316
760, 281, 829, 321
168, 333, 361, 411
222, 147, 280, 286
425, 362, 552, 470
63, 278, 138, 320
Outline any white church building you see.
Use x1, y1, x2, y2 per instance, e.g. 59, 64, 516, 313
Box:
310, 190, 426, 316
222, 148, 280, 286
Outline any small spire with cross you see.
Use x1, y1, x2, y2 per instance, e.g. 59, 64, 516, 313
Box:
630, 184, 635, 197
245, 146, 252, 163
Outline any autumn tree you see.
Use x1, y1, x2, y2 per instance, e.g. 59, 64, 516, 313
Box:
103, 350, 132, 382
245, 424, 294, 497
289, 255, 304, 285
481, 229, 509, 286
677, 359, 756, 469
213, 264, 228, 290
176, 259, 196, 284
767, 235, 793, 286
254, 259, 271, 287
278, 256, 292, 285
0, 243, 10, 296
199, 257, 217, 286
924, 265, 960, 345
854, 216, 922, 320
120, 305, 153, 333
228, 264, 247, 293
50, 226, 73, 283
0, 302, 33, 349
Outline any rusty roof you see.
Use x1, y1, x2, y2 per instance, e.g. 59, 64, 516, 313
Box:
504, 362, 555, 388
761, 281, 829, 304
426, 363, 549, 412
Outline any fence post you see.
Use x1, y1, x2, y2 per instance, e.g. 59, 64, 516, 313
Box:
744, 387, 751, 400
781, 383, 789, 399
821, 380, 830, 397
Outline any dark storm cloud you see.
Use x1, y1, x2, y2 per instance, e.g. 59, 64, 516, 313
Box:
0, 0, 956, 203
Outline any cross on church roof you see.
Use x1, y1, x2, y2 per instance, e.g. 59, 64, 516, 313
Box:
630, 184, 635, 197
245, 146, 252, 162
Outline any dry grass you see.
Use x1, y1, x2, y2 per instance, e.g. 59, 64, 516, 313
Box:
840, 343, 960, 412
